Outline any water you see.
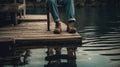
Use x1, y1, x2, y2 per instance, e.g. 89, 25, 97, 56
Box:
75, 7, 120, 67
1, 7, 120, 67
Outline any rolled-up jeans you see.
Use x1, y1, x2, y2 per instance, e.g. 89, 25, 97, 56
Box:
46, 0, 76, 23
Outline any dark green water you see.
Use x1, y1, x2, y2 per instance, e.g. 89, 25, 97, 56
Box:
1, 7, 120, 67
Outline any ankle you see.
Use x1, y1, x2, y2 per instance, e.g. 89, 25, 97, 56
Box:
68, 22, 75, 27
55, 22, 61, 28
54, 22, 62, 34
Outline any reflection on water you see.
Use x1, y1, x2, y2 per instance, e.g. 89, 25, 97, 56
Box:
0, 49, 30, 67
45, 48, 77, 67
0, 47, 77, 67
0, 7, 120, 67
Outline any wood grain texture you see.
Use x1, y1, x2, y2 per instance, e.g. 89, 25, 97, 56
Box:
0, 17, 82, 49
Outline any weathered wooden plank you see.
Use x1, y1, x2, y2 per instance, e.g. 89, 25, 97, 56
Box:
17, 15, 47, 21
0, 38, 13, 42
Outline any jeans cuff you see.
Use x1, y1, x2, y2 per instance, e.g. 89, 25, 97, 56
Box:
55, 19, 60, 23
68, 18, 76, 22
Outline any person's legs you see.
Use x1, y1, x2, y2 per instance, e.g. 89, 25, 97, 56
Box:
64, 0, 76, 33
56, 0, 76, 21
46, 0, 61, 34
46, 0, 76, 34
64, 0, 76, 22
46, 0, 60, 22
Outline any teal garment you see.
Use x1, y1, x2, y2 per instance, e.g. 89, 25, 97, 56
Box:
46, 0, 76, 22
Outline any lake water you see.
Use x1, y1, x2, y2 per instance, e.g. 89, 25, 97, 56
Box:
1, 6, 120, 67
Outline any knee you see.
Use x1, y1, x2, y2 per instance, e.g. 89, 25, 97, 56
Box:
66, 0, 74, 4
46, 0, 56, 4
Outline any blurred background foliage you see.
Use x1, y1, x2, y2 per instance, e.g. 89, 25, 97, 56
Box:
26, 0, 120, 8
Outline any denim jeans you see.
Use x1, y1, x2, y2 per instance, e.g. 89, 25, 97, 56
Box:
46, 0, 76, 23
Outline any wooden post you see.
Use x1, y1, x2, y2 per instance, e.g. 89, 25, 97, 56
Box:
47, 3, 50, 31
13, 0, 17, 25
14, 0, 16, 4
23, 0, 26, 17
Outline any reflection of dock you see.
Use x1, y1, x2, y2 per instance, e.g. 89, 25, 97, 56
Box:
45, 48, 77, 67
0, 49, 30, 67
0, 15, 82, 49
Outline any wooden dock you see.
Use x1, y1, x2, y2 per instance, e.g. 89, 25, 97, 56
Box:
0, 15, 82, 49
18, 15, 47, 21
